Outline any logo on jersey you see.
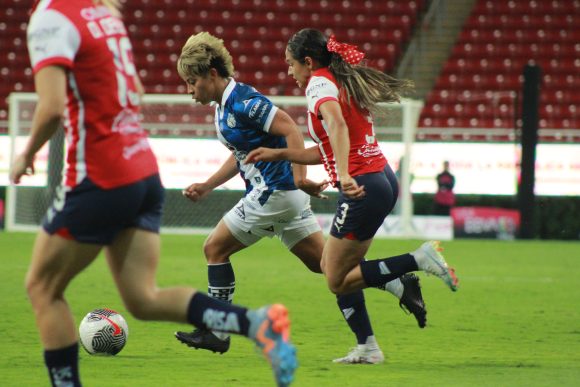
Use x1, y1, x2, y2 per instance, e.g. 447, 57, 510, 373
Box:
233, 150, 247, 162
358, 144, 383, 158
248, 99, 262, 119
306, 81, 328, 97
123, 138, 151, 160
28, 27, 61, 42
81, 6, 113, 21
112, 109, 143, 135
242, 99, 251, 109
227, 113, 236, 128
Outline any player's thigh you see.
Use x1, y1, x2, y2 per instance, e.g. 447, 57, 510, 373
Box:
288, 230, 325, 273
322, 235, 372, 287
204, 219, 249, 262
26, 230, 102, 297
331, 169, 394, 241
104, 228, 160, 300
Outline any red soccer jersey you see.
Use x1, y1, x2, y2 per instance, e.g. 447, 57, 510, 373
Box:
27, 0, 158, 189
305, 68, 387, 186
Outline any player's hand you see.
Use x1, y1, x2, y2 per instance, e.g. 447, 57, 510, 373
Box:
182, 182, 211, 202
245, 147, 282, 164
297, 178, 330, 199
340, 175, 365, 199
9, 153, 35, 185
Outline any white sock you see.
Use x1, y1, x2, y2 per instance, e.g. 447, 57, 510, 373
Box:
361, 335, 379, 349
383, 278, 404, 299
213, 331, 230, 340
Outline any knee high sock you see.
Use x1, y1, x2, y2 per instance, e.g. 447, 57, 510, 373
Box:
44, 342, 81, 387
360, 253, 418, 288
208, 262, 236, 303
207, 262, 236, 339
337, 290, 374, 345
186, 292, 250, 336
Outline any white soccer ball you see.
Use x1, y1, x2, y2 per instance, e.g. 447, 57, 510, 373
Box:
79, 308, 129, 356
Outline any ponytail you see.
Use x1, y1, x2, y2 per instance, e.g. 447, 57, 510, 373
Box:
287, 28, 414, 113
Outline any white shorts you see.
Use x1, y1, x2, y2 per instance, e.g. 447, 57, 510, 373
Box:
223, 189, 321, 249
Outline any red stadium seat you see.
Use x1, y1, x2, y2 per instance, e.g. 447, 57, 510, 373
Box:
422, 0, 579, 133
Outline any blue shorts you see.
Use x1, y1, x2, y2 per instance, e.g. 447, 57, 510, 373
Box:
330, 164, 398, 241
43, 174, 164, 245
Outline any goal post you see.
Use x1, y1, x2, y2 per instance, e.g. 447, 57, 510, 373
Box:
5, 92, 421, 236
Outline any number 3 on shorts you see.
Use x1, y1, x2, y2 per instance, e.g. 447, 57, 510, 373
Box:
334, 203, 349, 228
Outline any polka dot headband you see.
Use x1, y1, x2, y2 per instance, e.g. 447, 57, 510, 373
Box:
326, 35, 365, 65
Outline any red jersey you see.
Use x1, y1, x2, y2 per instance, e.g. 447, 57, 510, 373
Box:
27, 0, 158, 189
305, 68, 387, 186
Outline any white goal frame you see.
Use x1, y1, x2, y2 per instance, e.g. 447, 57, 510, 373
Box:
6, 92, 422, 236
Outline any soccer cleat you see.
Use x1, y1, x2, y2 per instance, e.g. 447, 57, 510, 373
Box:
412, 241, 459, 291
399, 273, 427, 328
248, 304, 297, 387
333, 344, 385, 364
174, 329, 230, 354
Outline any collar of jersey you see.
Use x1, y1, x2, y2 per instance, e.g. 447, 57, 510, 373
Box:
217, 78, 237, 119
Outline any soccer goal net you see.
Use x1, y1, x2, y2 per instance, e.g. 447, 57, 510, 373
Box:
6, 92, 422, 236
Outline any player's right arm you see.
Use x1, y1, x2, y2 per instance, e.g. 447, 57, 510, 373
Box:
182, 154, 238, 202
245, 145, 321, 165
9, 66, 66, 184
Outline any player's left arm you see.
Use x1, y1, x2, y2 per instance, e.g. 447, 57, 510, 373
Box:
10, 65, 66, 184
319, 100, 365, 199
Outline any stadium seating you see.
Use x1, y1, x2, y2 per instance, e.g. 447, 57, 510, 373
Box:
420, 0, 580, 135
0, 0, 426, 132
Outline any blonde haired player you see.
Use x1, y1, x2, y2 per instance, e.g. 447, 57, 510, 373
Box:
174, 32, 428, 364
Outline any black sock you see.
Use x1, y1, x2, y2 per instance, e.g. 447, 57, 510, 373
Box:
208, 262, 235, 303
186, 292, 250, 336
44, 342, 81, 387
337, 290, 374, 345
360, 253, 418, 288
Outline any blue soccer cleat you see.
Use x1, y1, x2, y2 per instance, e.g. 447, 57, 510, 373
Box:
248, 304, 297, 387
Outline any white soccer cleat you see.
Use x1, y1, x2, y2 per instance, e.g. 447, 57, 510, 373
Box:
412, 241, 459, 291
333, 344, 385, 365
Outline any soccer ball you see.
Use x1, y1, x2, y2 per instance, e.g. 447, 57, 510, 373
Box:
79, 308, 129, 356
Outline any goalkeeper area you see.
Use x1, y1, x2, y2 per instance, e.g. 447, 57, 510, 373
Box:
6, 92, 421, 237
1, 233, 579, 386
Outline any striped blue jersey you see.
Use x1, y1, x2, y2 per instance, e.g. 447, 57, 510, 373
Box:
215, 79, 296, 199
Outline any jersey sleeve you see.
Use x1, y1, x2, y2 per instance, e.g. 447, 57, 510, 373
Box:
306, 75, 339, 116
27, 9, 81, 73
236, 95, 279, 133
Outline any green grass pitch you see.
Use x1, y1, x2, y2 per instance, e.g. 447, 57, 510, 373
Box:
1, 232, 579, 386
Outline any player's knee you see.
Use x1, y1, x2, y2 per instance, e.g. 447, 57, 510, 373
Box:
122, 292, 156, 321
326, 276, 346, 295
309, 262, 323, 274
25, 276, 43, 304
203, 239, 229, 264
124, 299, 154, 321
25, 274, 59, 310
303, 257, 322, 273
